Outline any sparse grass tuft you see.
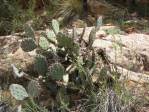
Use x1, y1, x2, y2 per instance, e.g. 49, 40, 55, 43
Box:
55, 0, 83, 23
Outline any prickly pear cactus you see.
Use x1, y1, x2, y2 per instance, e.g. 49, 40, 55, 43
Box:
88, 27, 96, 49
21, 38, 37, 52
57, 33, 73, 49
46, 30, 57, 43
48, 63, 65, 80
39, 36, 50, 50
27, 80, 40, 97
24, 24, 35, 39
9, 84, 28, 100
34, 55, 48, 76
52, 19, 59, 34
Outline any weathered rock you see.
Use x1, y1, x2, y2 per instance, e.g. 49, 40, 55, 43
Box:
93, 33, 149, 72
0, 35, 35, 78
68, 26, 149, 84
118, 66, 149, 83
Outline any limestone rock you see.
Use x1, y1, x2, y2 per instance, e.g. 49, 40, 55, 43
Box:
68, 26, 149, 84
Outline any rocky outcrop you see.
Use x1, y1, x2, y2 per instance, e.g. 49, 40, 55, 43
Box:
68, 26, 149, 84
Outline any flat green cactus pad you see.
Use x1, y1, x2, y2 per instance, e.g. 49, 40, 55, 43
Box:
52, 19, 59, 34
9, 84, 28, 100
57, 33, 73, 49
49, 63, 65, 80
24, 24, 35, 39
39, 36, 50, 50
34, 55, 48, 76
21, 38, 37, 52
27, 80, 40, 97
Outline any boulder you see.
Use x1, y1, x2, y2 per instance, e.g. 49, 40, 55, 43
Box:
68, 26, 149, 84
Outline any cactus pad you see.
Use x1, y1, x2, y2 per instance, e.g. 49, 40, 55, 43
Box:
24, 24, 35, 39
27, 80, 40, 97
52, 19, 59, 34
9, 84, 28, 100
88, 27, 96, 49
39, 36, 50, 50
21, 38, 37, 52
46, 30, 57, 43
34, 55, 48, 76
57, 33, 73, 49
49, 63, 65, 80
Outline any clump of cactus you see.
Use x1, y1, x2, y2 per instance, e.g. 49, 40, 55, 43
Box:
9, 18, 127, 112
16, 19, 98, 98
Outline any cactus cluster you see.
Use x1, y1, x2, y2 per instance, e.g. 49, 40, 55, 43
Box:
7, 15, 129, 112
14, 19, 96, 102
